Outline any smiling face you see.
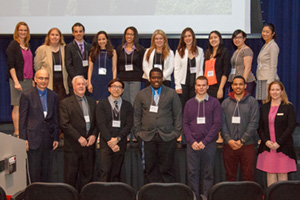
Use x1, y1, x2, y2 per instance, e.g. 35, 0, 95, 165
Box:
34, 69, 49, 91
262, 26, 275, 43
125, 29, 135, 44
269, 83, 283, 101
108, 81, 124, 99
73, 77, 86, 97
98, 33, 107, 49
49, 29, 60, 45
233, 33, 246, 48
150, 71, 163, 89
195, 79, 209, 96
209, 32, 220, 49
232, 78, 246, 96
18, 25, 28, 40
183, 31, 193, 47
72, 26, 85, 42
154, 34, 164, 49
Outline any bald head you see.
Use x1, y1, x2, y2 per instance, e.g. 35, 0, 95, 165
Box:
34, 68, 49, 91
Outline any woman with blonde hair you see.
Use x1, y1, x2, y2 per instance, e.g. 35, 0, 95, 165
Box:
142, 29, 174, 87
6, 21, 34, 137
34, 27, 69, 101
257, 80, 297, 186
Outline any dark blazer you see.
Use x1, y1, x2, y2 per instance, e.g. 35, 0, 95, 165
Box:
60, 94, 97, 152
6, 40, 32, 81
65, 40, 92, 80
96, 98, 133, 153
133, 85, 182, 142
19, 87, 59, 150
204, 47, 231, 86
258, 101, 297, 161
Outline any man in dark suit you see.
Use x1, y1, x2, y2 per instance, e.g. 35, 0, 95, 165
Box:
96, 78, 133, 182
19, 68, 59, 183
65, 23, 92, 94
60, 75, 97, 191
133, 68, 182, 183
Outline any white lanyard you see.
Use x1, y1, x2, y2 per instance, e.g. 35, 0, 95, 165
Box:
197, 99, 206, 124
111, 103, 121, 128
232, 101, 241, 124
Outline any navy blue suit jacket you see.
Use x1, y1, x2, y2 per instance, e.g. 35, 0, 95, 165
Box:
19, 87, 59, 150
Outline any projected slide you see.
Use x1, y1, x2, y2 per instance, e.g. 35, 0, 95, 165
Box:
0, 0, 249, 34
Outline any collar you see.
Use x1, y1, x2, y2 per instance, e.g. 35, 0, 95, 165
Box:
75, 94, 86, 101
195, 94, 209, 103
122, 43, 136, 54
108, 95, 122, 104
74, 40, 84, 47
228, 91, 248, 101
151, 86, 162, 95
37, 87, 47, 96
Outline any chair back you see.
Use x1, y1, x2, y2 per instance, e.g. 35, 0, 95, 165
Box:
24, 182, 78, 200
265, 180, 300, 200
208, 181, 263, 200
137, 183, 195, 200
80, 182, 135, 200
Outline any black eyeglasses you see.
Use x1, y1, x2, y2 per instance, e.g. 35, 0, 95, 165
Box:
36, 77, 49, 81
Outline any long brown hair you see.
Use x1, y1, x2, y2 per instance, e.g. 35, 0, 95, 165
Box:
204, 30, 224, 60
44, 27, 65, 46
146, 29, 170, 61
122, 26, 143, 52
267, 80, 291, 105
177, 27, 198, 58
89, 31, 114, 62
13, 22, 30, 48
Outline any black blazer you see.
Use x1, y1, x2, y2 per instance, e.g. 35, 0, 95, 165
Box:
65, 40, 92, 80
96, 98, 133, 153
60, 94, 98, 152
258, 101, 297, 161
19, 87, 59, 150
6, 40, 33, 81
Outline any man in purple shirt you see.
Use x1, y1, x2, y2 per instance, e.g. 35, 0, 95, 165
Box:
183, 76, 222, 200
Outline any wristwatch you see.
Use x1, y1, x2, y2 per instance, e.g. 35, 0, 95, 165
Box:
240, 138, 246, 145
117, 137, 121, 142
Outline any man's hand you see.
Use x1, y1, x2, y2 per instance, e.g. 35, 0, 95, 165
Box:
228, 140, 241, 150
107, 137, 118, 148
199, 141, 206, 149
111, 145, 120, 152
78, 136, 87, 147
26, 140, 29, 151
87, 135, 96, 146
192, 141, 201, 151
53, 141, 59, 150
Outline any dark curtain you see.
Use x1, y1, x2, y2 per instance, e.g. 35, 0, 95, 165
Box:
0, 0, 300, 122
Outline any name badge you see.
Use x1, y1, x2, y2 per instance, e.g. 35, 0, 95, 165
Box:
54, 64, 62, 71
84, 115, 90, 123
82, 60, 88, 67
232, 116, 241, 124
125, 64, 133, 71
43, 111, 47, 118
112, 120, 121, 128
154, 64, 162, 70
277, 113, 284, 116
197, 117, 206, 124
230, 68, 236, 75
149, 105, 158, 113
190, 66, 196, 74
98, 68, 107, 75
207, 70, 214, 77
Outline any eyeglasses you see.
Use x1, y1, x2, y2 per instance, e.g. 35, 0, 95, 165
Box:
36, 77, 49, 81
110, 85, 123, 90
234, 36, 244, 40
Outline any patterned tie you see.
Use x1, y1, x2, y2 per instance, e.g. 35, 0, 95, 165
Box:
79, 43, 84, 58
154, 90, 159, 106
113, 100, 119, 118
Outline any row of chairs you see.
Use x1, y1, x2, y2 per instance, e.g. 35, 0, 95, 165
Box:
3, 180, 300, 200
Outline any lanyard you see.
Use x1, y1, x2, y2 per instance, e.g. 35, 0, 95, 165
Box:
154, 52, 162, 65
232, 101, 240, 117
52, 48, 62, 65
234, 45, 246, 68
124, 50, 134, 65
98, 51, 107, 69
197, 99, 205, 118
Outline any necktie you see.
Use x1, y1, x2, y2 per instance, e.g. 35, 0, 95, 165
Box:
113, 100, 119, 118
40, 93, 47, 112
80, 97, 90, 133
79, 44, 84, 58
154, 90, 159, 106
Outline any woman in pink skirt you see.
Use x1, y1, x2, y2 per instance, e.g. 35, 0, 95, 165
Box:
256, 80, 297, 186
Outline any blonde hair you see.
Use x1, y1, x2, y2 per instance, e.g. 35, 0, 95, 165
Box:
267, 80, 291, 105
44, 27, 65, 46
146, 29, 170, 61
13, 22, 30, 48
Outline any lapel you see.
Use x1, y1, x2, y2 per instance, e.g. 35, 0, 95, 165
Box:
158, 85, 166, 106
70, 95, 84, 119
86, 96, 94, 124
33, 87, 45, 118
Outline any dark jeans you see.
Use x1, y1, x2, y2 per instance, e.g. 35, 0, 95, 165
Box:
187, 142, 216, 200
223, 143, 255, 181
143, 133, 177, 183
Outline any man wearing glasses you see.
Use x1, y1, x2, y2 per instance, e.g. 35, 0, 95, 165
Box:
19, 68, 59, 183
96, 78, 133, 182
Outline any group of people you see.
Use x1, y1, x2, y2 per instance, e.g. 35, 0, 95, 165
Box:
6, 21, 297, 199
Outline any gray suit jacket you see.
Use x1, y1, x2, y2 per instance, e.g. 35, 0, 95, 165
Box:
133, 85, 182, 142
